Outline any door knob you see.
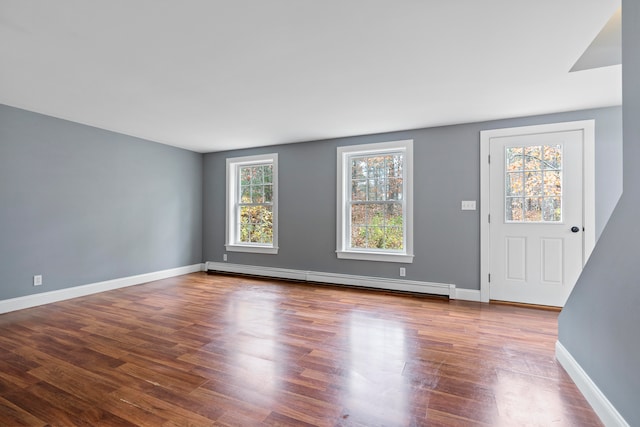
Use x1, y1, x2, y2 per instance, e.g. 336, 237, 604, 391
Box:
571, 226, 580, 233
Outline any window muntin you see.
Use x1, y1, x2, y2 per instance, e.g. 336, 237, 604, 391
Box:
226, 154, 278, 254
505, 145, 562, 222
337, 140, 413, 263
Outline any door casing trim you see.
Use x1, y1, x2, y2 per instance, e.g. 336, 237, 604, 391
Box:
479, 120, 595, 303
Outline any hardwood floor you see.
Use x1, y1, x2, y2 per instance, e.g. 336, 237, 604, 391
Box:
0, 272, 601, 426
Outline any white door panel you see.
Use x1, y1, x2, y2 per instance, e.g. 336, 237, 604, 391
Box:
540, 238, 563, 284
505, 236, 526, 281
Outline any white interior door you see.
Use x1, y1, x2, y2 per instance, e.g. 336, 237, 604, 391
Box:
486, 128, 587, 307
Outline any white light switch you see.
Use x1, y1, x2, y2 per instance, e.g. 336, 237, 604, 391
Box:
461, 200, 476, 210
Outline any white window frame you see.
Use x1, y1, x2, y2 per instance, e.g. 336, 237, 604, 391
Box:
336, 140, 414, 263
226, 153, 278, 254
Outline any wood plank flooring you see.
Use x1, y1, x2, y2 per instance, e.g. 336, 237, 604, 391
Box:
0, 272, 602, 426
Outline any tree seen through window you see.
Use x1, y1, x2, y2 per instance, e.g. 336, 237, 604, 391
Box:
239, 164, 273, 243
349, 153, 404, 250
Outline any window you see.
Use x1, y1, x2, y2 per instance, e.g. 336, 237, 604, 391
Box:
226, 153, 278, 254
505, 145, 562, 222
336, 140, 413, 263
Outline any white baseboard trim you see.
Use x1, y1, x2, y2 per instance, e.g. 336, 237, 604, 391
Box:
556, 341, 629, 427
0, 263, 204, 315
205, 261, 455, 297
455, 288, 482, 302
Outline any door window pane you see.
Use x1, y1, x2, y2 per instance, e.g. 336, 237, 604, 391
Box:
505, 172, 523, 197
524, 197, 543, 221
525, 172, 542, 196
543, 145, 562, 168
506, 197, 524, 221
543, 171, 562, 196
524, 146, 542, 170
542, 197, 562, 221
506, 147, 523, 171
505, 145, 562, 222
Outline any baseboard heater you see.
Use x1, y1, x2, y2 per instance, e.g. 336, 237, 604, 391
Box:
205, 261, 455, 298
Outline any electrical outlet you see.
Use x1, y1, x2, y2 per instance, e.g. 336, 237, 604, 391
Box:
223, 254, 227, 262
33, 275, 43, 286
399, 267, 406, 277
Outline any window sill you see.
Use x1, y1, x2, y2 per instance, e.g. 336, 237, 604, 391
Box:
226, 244, 279, 255
336, 250, 414, 263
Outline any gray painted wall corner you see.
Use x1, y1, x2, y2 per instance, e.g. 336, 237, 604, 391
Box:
0, 104, 204, 300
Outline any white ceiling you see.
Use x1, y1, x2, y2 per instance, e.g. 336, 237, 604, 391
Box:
0, 1, 622, 153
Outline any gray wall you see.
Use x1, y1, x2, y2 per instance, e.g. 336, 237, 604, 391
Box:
204, 106, 621, 290
0, 104, 203, 300
559, 1, 640, 424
